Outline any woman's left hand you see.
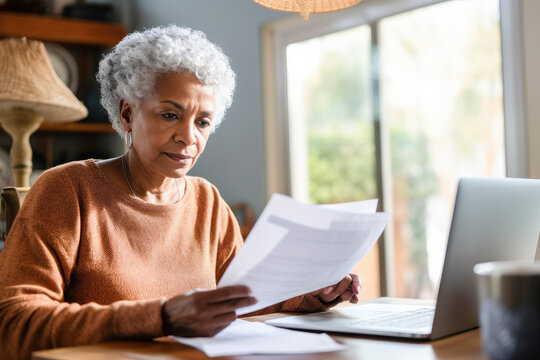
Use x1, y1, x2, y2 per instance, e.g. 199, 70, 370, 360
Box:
312, 273, 362, 305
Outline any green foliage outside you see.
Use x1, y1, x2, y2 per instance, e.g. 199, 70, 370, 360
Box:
301, 29, 376, 204
308, 126, 376, 204
389, 127, 438, 294
304, 51, 367, 128
306, 121, 438, 295
293, 0, 501, 298
302, 37, 438, 296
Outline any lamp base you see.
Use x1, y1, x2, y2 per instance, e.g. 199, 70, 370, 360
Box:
0, 108, 44, 187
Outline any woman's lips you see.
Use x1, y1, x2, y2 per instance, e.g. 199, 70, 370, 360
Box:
165, 152, 192, 163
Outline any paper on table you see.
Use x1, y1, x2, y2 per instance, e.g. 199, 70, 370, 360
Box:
170, 319, 345, 357
219, 194, 390, 315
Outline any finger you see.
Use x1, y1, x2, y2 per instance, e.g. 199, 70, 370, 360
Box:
207, 323, 231, 337
324, 275, 353, 302
204, 312, 237, 337
350, 293, 359, 304
207, 296, 258, 317
196, 314, 236, 337
340, 289, 354, 302
350, 273, 361, 294
323, 286, 334, 294
211, 311, 237, 326
202, 285, 252, 304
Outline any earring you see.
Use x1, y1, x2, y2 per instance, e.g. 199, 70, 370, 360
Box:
125, 131, 133, 149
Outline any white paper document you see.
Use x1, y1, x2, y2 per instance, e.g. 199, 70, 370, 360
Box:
319, 198, 378, 213
170, 319, 345, 357
219, 194, 390, 315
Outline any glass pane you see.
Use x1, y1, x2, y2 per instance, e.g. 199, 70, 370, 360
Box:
286, 26, 380, 300
379, 0, 504, 298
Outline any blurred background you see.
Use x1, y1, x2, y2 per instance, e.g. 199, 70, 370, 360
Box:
0, 0, 538, 301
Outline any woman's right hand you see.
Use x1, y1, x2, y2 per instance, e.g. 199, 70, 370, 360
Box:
162, 285, 257, 337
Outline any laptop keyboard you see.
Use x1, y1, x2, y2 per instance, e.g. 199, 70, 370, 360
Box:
352, 307, 435, 329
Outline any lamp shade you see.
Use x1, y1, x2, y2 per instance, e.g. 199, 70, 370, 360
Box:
0, 37, 87, 122
253, 0, 362, 19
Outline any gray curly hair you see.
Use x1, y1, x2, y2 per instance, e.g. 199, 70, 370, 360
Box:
97, 25, 236, 137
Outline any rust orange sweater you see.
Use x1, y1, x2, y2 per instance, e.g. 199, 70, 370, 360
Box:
0, 160, 328, 359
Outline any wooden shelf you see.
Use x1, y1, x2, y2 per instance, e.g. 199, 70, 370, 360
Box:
0, 11, 124, 167
37, 122, 115, 133
0, 11, 127, 46
0, 122, 114, 134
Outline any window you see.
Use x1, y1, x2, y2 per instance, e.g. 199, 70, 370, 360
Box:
263, 0, 521, 299
286, 26, 381, 299
379, 1, 505, 297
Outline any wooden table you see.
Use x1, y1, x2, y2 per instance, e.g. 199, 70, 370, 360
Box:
33, 313, 486, 360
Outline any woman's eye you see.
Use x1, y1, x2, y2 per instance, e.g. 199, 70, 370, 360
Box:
197, 118, 211, 128
161, 113, 178, 120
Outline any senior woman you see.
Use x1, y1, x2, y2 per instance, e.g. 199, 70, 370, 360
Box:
0, 25, 360, 359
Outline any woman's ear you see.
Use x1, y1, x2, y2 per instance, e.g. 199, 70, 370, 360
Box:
119, 99, 133, 131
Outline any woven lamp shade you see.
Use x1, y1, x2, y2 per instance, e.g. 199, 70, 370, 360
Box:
253, 0, 362, 19
0, 38, 88, 186
0, 37, 87, 122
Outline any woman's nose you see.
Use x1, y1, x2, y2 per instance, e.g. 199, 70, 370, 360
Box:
173, 120, 196, 145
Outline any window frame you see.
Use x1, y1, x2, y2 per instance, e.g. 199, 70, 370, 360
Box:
261, 0, 526, 296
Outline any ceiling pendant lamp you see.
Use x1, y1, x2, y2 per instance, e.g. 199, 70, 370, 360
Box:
253, 0, 362, 20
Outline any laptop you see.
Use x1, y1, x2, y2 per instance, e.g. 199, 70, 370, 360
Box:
266, 177, 540, 340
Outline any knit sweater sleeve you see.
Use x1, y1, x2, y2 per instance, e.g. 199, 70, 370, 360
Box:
0, 167, 164, 360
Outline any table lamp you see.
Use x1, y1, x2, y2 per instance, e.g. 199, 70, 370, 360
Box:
253, 0, 362, 20
0, 37, 87, 187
